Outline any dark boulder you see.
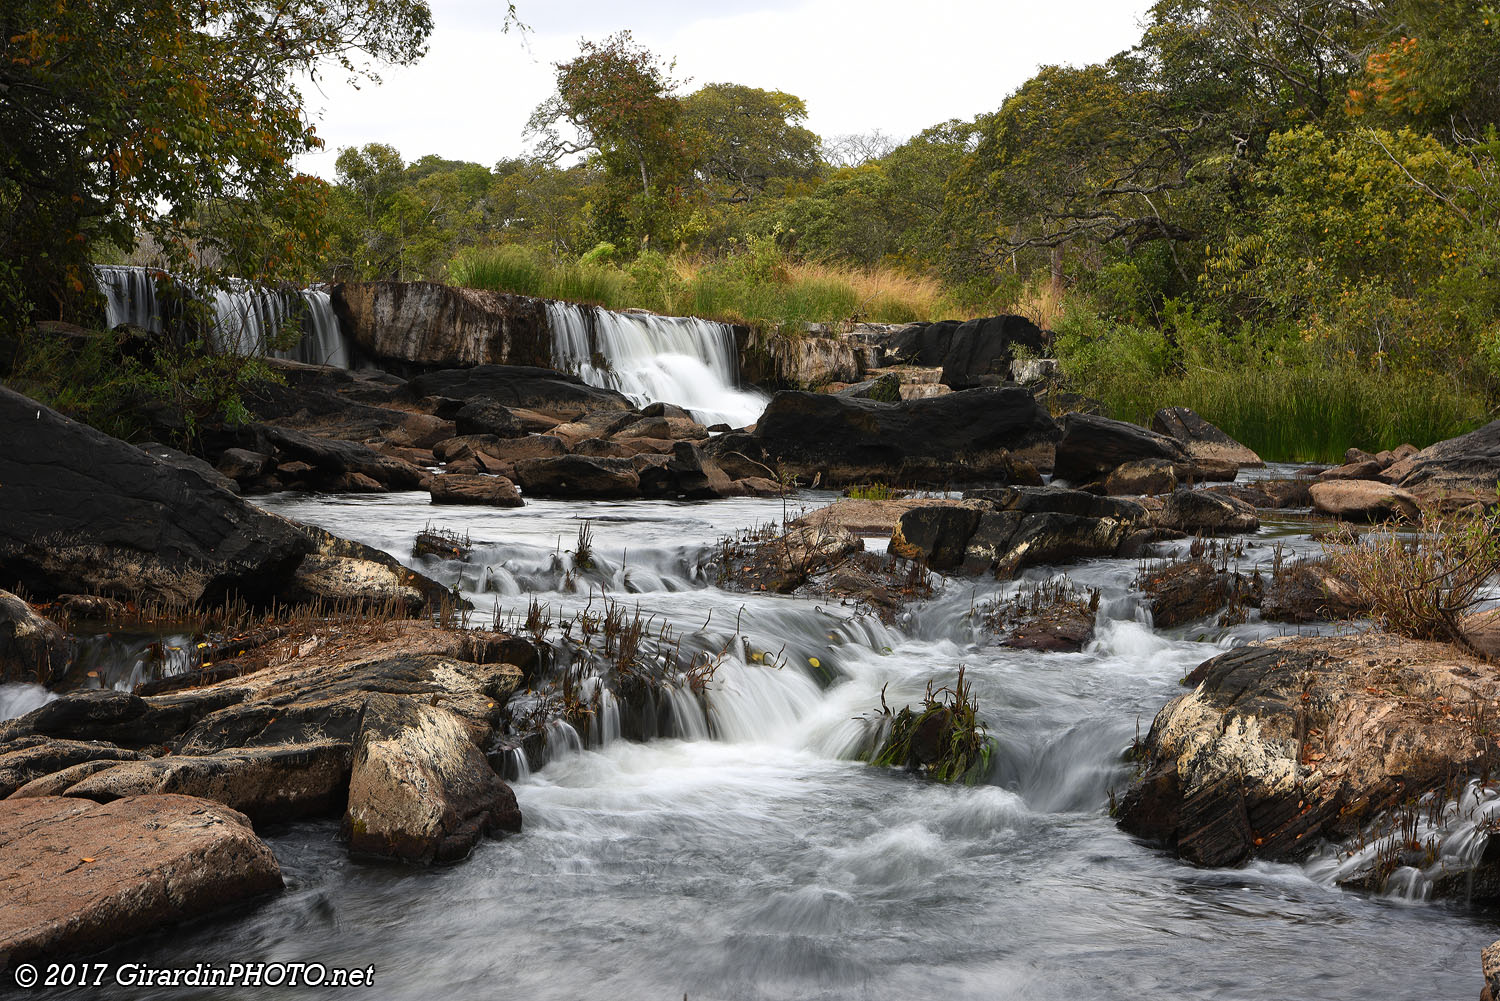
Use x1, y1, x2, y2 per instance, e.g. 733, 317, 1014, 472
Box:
890, 506, 984, 570
1381, 419, 1500, 499
216, 447, 274, 483
1151, 407, 1263, 469
753, 387, 1060, 487
454, 398, 527, 438
513, 455, 641, 499
406, 365, 632, 419
665, 442, 735, 499
1204, 480, 1311, 510
891, 488, 1147, 576
879, 315, 1046, 389
137, 442, 240, 494
1054, 413, 1192, 485
0, 387, 312, 605
714, 451, 777, 482
1315, 460, 1385, 482
1156, 488, 1260, 535
258, 425, 425, 492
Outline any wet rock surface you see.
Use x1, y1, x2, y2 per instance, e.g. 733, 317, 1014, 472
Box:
0, 387, 312, 605
0, 590, 73, 685
332, 281, 553, 370
1054, 413, 1192, 485
2, 622, 527, 837
343, 692, 521, 863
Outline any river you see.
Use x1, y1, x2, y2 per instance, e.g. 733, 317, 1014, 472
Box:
13, 488, 1497, 999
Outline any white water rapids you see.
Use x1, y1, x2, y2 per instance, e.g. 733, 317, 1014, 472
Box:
6, 489, 1477, 1000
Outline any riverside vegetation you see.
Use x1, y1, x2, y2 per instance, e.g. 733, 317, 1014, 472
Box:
12, 4, 1500, 462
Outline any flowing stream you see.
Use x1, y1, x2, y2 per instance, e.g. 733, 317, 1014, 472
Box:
18, 488, 1495, 1000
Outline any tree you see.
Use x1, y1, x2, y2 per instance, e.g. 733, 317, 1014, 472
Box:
822, 130, 899, 168
681, 83, 819, 203
0, 0, 437, 325
944, 64, 1195, 286
526, 31, 688, 209
1348, 1, 1500, 136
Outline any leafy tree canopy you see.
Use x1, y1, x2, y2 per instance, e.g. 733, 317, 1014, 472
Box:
1, 0, 437, 325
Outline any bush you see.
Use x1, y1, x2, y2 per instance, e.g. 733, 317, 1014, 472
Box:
1324, 509, 1500, 652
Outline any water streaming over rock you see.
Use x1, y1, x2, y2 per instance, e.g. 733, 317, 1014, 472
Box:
547, 300, 768, 428
9, 488, 1497, 999
96, 264, 166, 332
90, 265, 350, 367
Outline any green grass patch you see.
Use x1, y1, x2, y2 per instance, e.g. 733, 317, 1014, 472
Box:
1081, 365, 1486, 463
447, 240, 954, 329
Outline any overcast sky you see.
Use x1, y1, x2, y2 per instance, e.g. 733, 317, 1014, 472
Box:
298, 0, 1156, 178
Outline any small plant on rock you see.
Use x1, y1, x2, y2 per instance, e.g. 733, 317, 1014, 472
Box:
864, 665, 994, 784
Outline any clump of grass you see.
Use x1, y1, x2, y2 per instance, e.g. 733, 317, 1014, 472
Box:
571, 520, 595, 571
863, 666, 993, 784
843, 482, 897, 501
1323, 508, 1500, 653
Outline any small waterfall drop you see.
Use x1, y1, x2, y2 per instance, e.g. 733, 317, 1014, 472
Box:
96, 264, 166, 332
89, 265, 349, 368
547, 301, 767, 428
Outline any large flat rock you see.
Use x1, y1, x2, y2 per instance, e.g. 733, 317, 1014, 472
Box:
0, 794, 281, 964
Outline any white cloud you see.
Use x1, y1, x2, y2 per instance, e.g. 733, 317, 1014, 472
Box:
298, 0, 1153, 178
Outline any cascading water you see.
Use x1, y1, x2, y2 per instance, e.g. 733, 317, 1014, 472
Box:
547, 301, 768, 428
89, 265, 349, 368
11, 489, 1496, 1000
95, 264, 166, 332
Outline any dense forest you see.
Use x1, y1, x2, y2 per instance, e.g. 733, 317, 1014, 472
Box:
7, 0, 1500, 457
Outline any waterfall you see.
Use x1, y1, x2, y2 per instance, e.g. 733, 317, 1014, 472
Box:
546, 301, 768, 428
96, 264, 166, 333
90, 265, 350, 368
209, 280, 350, 368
